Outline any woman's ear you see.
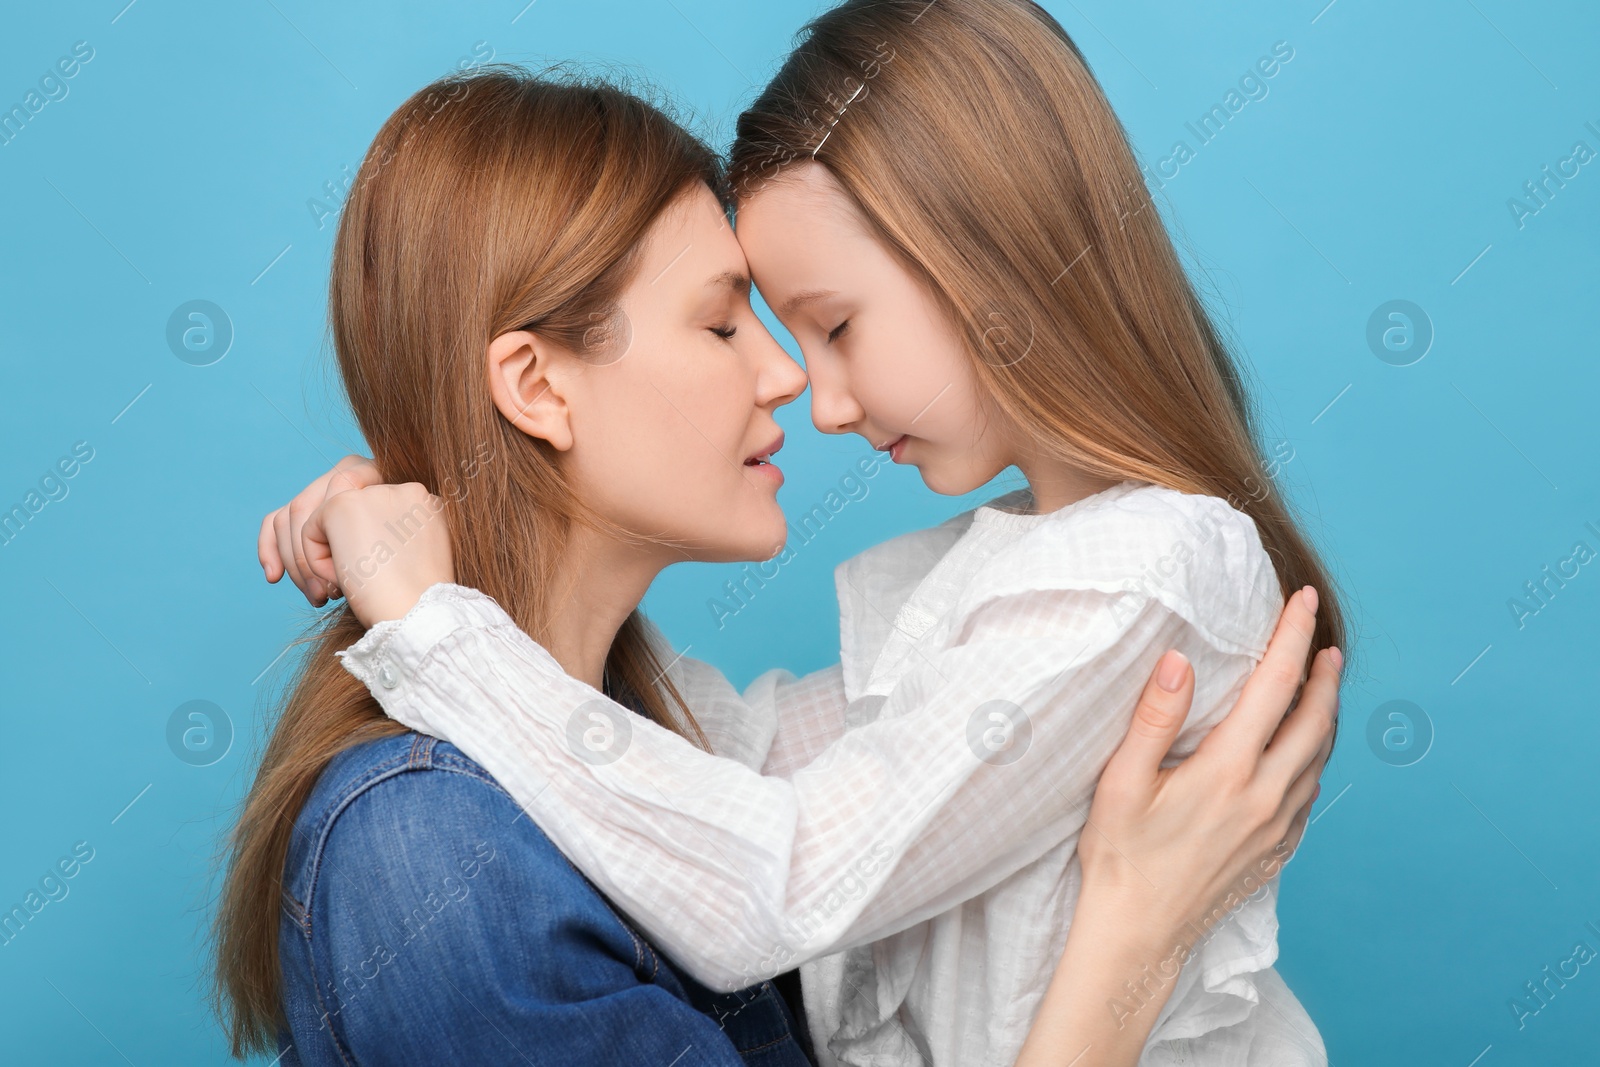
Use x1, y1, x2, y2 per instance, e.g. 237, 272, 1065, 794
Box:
486, 329, 576, 451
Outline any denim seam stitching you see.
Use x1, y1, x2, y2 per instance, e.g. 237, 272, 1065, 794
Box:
297, 745, 470, 1067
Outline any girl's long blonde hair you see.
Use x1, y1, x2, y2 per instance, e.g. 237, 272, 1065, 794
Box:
213, 66, 717, 1058
728, 0, 1346, 664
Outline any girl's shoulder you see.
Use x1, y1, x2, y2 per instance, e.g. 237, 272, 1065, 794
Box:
963, 481, 1283, 656
831, 500, 979, 620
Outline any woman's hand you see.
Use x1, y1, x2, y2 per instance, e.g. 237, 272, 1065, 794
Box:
1015, 587, 1339, 1067
1081, 586, 1336, 942
257, 455, 455, 627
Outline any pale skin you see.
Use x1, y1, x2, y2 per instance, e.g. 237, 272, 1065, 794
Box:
260, 178, 1340, 1065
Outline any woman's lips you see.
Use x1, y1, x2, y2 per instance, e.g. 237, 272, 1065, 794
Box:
885, 435, 908, 462
745, 460, 784, 487
744, 431, 785, 487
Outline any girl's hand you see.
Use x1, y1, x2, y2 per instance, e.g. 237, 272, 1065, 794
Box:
258, 455, 384, 606
257, 456, 455, 627
301, 482, 454, 628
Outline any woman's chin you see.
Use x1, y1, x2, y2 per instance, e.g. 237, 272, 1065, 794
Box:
689, 512, 788, 565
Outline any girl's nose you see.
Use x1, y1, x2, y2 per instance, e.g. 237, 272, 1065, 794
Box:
805, 361, 864, 436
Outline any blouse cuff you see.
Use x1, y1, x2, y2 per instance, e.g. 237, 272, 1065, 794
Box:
335, 582, 560, 704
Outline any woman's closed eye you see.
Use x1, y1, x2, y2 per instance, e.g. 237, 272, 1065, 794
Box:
709, 324, 738, 340
826, 319, 850, 344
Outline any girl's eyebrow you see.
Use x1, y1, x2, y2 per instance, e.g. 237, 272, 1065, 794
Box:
776, 288, 836, 317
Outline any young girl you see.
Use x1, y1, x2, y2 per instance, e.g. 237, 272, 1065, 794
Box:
230, 60, 1336, 1067
265, 2, 1346, 1064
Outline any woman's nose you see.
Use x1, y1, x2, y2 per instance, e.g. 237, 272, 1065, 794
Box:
756, 332, 810, 411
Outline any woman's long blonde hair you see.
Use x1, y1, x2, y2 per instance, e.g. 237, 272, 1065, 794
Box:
729, 0, 1346, 663
212, 66, 717, 1058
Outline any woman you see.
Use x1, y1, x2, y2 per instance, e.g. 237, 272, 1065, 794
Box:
248, 11, 1339, 1066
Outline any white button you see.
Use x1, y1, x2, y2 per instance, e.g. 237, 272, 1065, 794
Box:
377, 663, 398, 689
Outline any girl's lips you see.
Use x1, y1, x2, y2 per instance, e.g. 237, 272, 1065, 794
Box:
887, 435, 908, 462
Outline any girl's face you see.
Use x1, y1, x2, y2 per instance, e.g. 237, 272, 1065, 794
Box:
735, 161, 1015, 496
526, 184, 807, 563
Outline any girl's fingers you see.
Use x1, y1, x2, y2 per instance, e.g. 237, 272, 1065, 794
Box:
309, 457, 380, 595
273, 506, 310, 600
1200, 587, 1320, 758
303, 515, 337, 589
300, 502, 331, 594
257, 457, 380, 603
327, 454, 382, 493
282, 457, 379, 604
287, 477, 337, 602
1099, 649, 1195, 790
258, 507, 285, 582
1259, 644, 1341, 791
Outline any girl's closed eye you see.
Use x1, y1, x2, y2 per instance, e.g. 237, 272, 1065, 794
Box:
710, 323, 738, 340
826, 319, 850, 343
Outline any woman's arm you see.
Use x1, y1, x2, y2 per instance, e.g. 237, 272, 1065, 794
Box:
1016, 598, 1338, 1067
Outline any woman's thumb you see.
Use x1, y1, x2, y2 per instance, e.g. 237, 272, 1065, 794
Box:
1103, 649, 1194, 785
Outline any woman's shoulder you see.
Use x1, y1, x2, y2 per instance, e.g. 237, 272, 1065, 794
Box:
286, 732, 589, 912
966, 481, 1283, 655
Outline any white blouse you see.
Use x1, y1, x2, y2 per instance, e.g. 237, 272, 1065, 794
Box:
336, 480, 1327, 1066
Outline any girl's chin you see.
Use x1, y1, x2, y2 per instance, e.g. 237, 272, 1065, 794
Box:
918, 458, 1002, 498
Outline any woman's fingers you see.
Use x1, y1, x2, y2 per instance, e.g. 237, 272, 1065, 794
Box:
1269, 744, 1324, 860
1200, 587, 1320, 758
1277, 793, 1315, 865
1259, 644, 1342, 790
1098, 649, 1195, 792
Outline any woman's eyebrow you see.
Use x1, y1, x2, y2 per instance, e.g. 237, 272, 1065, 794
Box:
705, 270, 751, 297
776, 288, 836, 317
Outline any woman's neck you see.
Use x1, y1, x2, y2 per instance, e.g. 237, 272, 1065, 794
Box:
540, 527, 667, 692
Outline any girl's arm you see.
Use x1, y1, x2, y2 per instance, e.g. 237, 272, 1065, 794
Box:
657, 651, 850, 776
259, 456, 854, 777
271, 475, 1325, 1001
741, 662, 852, 777
331, 575, 1225, 992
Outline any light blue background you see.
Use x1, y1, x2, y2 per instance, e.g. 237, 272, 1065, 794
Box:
1, 1, 1596, 1063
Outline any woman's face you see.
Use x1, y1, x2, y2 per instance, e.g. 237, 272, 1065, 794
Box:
534, 183, 808, 563
735, 161, 1015, 496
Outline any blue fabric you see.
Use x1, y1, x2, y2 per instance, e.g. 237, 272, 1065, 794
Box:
274, 729, 813, 1066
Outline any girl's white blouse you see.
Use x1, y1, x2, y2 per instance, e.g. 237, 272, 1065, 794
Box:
336, 480, 1327, 1066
